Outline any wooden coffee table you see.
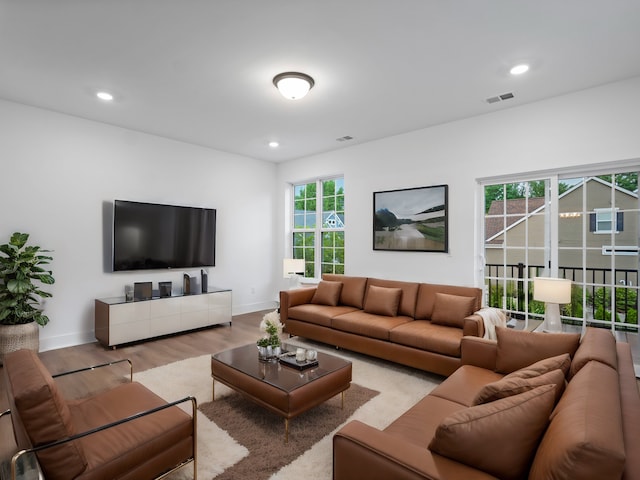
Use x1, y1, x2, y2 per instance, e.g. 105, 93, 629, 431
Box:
211, 343, 352, 442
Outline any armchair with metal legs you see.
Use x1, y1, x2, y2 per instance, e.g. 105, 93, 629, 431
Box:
2, 350, 197, 480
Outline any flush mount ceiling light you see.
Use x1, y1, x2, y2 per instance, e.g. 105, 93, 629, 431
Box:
273, 72, 314, 100
510, 64, 530, 75
96, 91, 114, 101
268, 141, 279, 148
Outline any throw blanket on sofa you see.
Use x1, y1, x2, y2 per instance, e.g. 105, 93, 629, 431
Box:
475, 308, 507, 340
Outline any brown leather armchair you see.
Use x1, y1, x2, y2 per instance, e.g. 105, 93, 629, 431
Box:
1, 349, 197, 480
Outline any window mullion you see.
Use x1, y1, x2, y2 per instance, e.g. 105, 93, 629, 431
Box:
316, 180, 323, 277
549, 176, 559, 277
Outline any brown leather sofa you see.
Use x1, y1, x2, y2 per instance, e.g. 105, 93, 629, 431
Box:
334, 326, 640, 480
280, 274, 483, 376
1, 349, 196, 480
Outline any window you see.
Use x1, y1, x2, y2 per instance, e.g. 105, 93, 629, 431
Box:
591, 208, 623, 234
292, 177, 344, 278
481, 170, 639, 333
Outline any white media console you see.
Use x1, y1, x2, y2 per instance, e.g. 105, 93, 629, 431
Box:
95, 287, 232, 348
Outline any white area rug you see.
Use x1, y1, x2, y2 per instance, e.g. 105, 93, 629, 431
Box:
134, 340, 442, 479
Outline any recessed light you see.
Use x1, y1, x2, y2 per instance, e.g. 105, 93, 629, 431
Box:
269, 141, 279, 148
510, 64, 529, 75
96, 91, 114, 101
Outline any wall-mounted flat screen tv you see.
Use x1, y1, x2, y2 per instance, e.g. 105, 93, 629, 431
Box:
112, 200, 216, 272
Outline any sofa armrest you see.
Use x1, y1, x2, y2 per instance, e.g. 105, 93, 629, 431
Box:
461, 336, 498, 370
463, 314, 484, 337
334, 420, 440, 480
616, 342, 640, 480
334, 421, 497, 480
279, 288, 317, 327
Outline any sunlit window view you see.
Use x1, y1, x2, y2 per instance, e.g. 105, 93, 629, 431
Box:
484, 172, 639, 333
292, 178, 344, 278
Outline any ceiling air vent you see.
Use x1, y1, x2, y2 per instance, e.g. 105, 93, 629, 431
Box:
485, 92, 515, 104
336, 135, 354, 142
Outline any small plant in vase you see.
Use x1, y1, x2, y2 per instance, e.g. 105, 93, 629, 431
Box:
257, 310, 283, 361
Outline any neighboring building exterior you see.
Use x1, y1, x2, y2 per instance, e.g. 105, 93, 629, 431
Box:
485, 177, 639, 282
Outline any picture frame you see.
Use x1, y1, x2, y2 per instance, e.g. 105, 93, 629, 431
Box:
373, 184, 448, 252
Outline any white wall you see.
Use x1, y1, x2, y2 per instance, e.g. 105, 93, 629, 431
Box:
0, 99, 278, 351
4, 77, 639, 352
276, 76, 640, 287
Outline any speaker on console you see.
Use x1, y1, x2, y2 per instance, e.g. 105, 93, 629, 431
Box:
159, 281, 172, 298
134, 282, 152, 301
201, 269, 208, 293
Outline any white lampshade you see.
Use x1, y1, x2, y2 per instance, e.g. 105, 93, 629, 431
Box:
534, 277, 571, 333
283, 258, 305, 278
273, 72, 314, 100
533, 277, 572, 304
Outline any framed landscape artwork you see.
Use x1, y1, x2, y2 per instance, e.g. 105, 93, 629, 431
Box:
373, 184, 448, 253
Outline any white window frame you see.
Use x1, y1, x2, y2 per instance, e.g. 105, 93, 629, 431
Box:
594, 207, 619, 234
477, 160, 639, 334
291, 176, 344, 279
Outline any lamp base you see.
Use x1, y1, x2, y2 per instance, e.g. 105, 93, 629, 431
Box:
288, 274, 301, 290
543, 302, 563, 333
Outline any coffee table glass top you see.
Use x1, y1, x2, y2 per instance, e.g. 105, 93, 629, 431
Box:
211, 343, 351, 393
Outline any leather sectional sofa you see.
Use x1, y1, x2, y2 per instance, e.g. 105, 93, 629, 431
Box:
280, 274, 483, 376
333, 326, 640, 480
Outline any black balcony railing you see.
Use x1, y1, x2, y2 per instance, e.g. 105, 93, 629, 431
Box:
485, 263, 639, 325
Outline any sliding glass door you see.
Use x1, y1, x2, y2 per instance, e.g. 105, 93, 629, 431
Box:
482, 169, 639, 333
557, 172, 639, 331
483, 180, 550, 329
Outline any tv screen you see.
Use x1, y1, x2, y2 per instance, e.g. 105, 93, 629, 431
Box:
112, 200, 216, 272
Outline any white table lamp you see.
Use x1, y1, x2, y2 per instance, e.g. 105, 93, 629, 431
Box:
533, 277, 572, 333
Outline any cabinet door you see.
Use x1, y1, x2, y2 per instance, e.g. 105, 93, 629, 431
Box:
110, 302, 150, 325
108, 302, 151, 344
181, 295, 210, 329
149, 297, 182, 336
209, 291, 232, 325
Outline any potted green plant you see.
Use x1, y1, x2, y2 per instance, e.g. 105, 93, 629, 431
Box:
0, 232, 54, 363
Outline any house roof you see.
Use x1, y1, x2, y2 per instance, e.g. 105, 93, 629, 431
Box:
0, 2, 639, 162
485, 197, 546, 243
485, 177, 638, 244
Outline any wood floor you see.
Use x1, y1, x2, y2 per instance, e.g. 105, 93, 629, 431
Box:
0, 310, 267, 466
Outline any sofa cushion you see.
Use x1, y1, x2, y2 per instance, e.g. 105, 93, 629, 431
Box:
332, 310, 411, 340
70, 382, 193, 480
287, 304, 358, 328
529, 361, 626, 480
310, 280, 343, 306
504, 353, 572, 380
429, 384, 555, 480
473, 368, 566, 405
322, 274, 367, 308
430, 364, 504, 407
4, 349, 87, 480
363, 285, 402, 316
384, 394, 466, 447
430, 293, 476, 328
570, 326, 617, 378
389, 320, 464, 357
366, 278, 420, 317
415, 283, 482, 320
495, 327, 580, 374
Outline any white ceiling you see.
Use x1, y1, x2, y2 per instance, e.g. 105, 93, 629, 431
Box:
1, 1, 639, 162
